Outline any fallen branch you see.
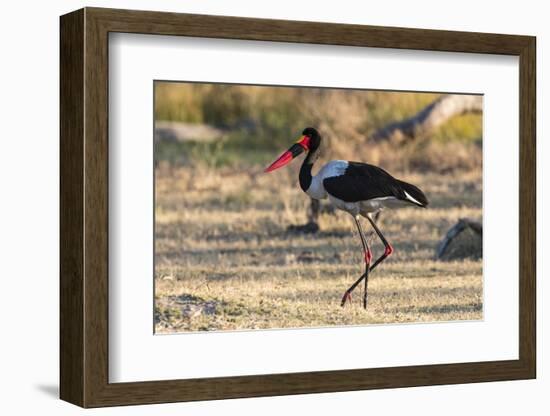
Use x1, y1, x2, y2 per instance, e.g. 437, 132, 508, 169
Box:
371, 95, 482, 144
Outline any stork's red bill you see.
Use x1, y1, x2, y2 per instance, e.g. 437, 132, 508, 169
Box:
264, 135, 311, 173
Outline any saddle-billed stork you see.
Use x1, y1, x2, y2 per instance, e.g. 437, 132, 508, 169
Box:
265, 127, 428, 309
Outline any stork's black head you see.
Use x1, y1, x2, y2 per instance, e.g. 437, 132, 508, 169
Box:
302, 127, 321, 152
264, 127, 322, 173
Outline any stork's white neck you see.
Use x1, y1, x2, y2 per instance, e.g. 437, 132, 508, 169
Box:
303, 160, 349, 201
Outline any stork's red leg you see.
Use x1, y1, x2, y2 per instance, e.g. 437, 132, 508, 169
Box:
341, 213, 393, 308
341, 216, 371, 308
366, 215, 393, 271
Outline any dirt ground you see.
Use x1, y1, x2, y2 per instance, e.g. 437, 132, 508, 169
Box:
154, 164, 482, 333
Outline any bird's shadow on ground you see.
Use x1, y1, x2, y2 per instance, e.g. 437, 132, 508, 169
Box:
285, 229, 350, 238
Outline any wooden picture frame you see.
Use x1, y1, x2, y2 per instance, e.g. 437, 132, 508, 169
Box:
60, 7, 536, 408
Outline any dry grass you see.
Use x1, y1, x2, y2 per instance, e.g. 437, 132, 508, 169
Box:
154, 163, 482, 333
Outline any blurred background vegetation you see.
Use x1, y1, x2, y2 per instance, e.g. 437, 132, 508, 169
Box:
154, 82, 482, 174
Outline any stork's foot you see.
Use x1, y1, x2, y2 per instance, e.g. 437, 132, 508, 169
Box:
341, 290, 353, 307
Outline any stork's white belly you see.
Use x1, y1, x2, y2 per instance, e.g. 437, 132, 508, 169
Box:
327, 193, 360, 215
327, 195, 410, 216
360, 196, 411, 212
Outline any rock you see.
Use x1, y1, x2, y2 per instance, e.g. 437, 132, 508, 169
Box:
157, 293, 219, 320
436, 218, 482, 260
155, 121, 226, 143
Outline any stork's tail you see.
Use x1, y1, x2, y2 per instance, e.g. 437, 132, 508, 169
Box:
397, 180, 429, 208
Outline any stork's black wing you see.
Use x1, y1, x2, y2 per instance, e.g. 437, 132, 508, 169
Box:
323, 162, 428, 206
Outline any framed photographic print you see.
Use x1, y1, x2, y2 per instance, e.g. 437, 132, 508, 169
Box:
60, 7, 536, 408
